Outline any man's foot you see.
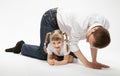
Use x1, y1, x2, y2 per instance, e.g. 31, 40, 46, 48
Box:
13, 40, 25, 53
5, 47, 15, 52
5, 40, 25, 54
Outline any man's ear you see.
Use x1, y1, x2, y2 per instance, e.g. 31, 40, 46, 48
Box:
92, 27, 99, 32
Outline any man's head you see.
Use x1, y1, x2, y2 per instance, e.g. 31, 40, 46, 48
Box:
87, 26, 111, 48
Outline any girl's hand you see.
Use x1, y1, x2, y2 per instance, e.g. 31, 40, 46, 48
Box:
53, 59, 59, 65
48, 60, 54, 65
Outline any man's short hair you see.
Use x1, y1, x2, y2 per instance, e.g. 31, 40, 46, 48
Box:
93, 26, 111, 48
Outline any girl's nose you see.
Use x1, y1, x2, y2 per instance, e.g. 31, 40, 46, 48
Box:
55, 44, 59, 47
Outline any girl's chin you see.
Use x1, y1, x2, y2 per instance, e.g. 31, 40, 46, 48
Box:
55, 48, 60, 51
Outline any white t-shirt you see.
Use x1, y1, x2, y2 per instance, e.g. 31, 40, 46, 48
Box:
56, 7, 110, 52
47, 42, 70, 56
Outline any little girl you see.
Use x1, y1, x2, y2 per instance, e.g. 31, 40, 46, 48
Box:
44, 29, 73, 65
5, 29, 76, 65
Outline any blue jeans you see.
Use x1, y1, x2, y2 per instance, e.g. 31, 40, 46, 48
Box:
21, 8, 59, 60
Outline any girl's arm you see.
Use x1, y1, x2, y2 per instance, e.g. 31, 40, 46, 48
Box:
47, 54, 54, 65
53, 55, 72, 65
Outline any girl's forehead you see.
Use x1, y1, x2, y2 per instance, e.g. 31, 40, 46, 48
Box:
51, 40, 63, 42
51, 40, 64, 43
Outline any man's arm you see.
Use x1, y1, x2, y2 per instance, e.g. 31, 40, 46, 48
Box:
74, 50, 89, 66
91, 48, 97, 63
91, 48, 110, 68
74, 50, 109, 69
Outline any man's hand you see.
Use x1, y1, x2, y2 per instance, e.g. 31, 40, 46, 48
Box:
95, 62, 110, 68
87, 61, 110, 69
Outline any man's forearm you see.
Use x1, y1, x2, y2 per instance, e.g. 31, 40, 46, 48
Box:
91, 48, 98, 62
74, 50, 89, 66
74, 49, 109, 69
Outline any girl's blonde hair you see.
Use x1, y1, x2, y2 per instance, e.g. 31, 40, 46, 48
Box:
44, 29, 69, 53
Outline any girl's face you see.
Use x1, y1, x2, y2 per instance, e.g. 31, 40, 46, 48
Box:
51, 40, 63, 51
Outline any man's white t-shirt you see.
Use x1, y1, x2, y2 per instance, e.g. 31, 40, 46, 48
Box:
56, 7, 110, 52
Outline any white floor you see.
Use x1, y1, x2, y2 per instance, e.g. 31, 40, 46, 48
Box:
0, 0, 120, 76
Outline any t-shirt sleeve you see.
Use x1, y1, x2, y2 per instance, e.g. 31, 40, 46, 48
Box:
69, 33, 81, 52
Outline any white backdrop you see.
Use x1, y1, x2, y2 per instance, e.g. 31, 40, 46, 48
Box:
0, 0, 120, 76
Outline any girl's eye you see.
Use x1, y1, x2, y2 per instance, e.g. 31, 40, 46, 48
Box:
58, 42, 61, 44
52, 42, 55, 44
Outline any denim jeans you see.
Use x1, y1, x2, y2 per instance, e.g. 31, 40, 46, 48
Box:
21, 8, 59, 60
